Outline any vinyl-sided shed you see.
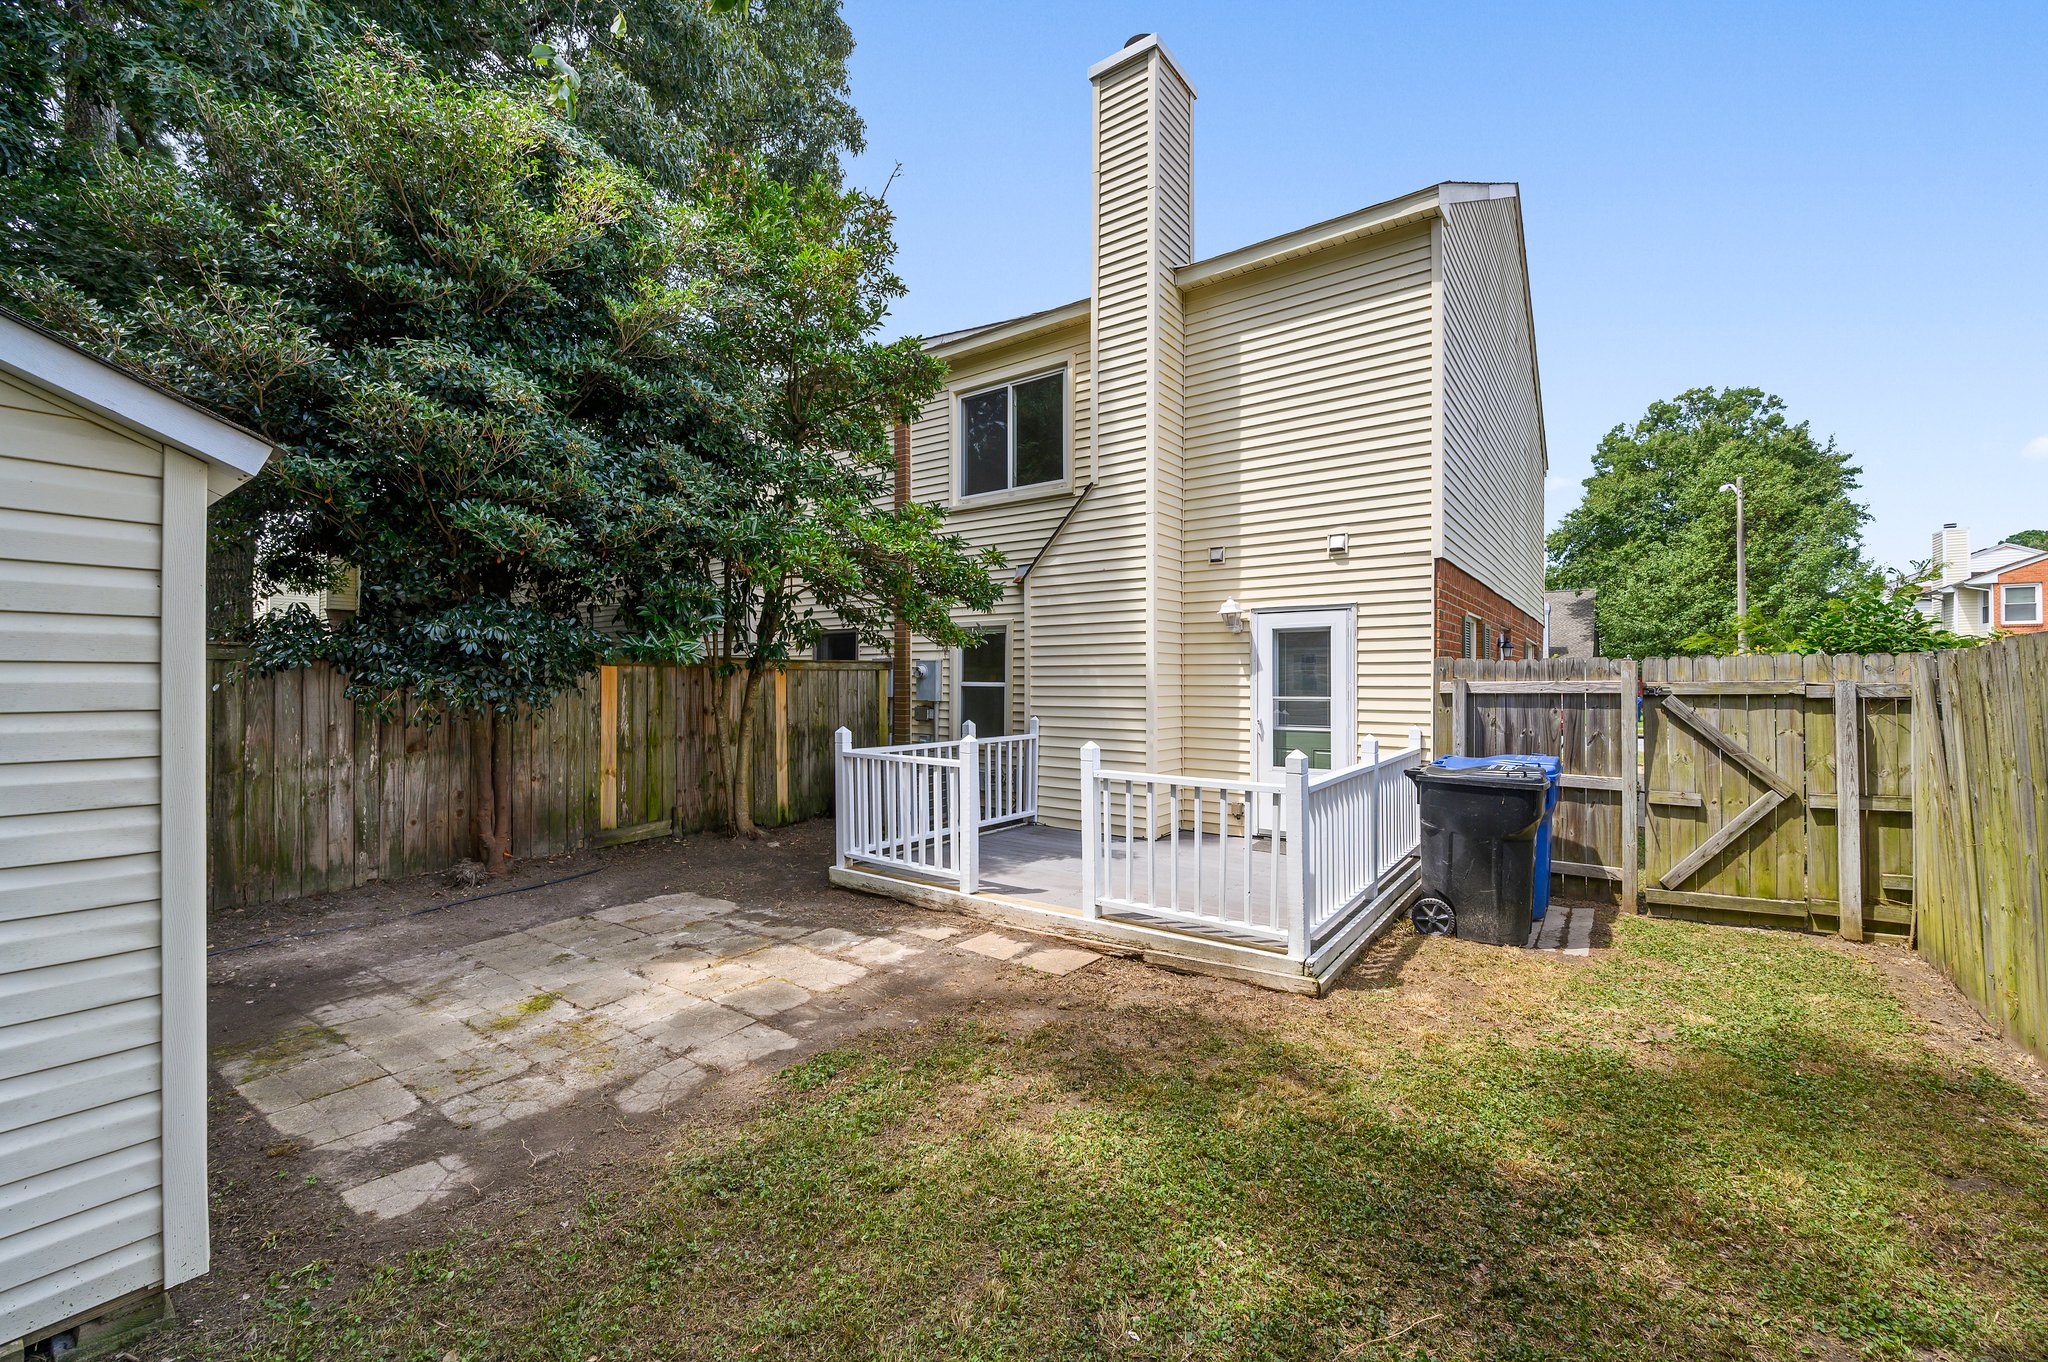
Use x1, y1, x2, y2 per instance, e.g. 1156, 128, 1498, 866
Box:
1, 313, 271, 1347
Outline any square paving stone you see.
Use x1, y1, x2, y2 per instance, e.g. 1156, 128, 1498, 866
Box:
956, 933, 1029, 961
714, 978, 811, 1019
689, 1023, 799, 1073
663, 960, 769, 999
394, 1043, 531, 1100
225, 1044, 384, 1114
613, 1056, 707, 1114
340, 1155, 473, 1220
799, 927, 865, 951
629, 998, 754, 1055
900, 925, 961, 941
743, 945, 867, 992
1020, 948, 1100, 976
843, 937, 920, 967
264, 1076, 419, 1147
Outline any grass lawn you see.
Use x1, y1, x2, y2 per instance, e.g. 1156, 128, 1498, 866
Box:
236, 916, 2048, 1361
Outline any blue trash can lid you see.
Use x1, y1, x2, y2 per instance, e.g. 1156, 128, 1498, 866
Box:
1431, 754, 1559, 779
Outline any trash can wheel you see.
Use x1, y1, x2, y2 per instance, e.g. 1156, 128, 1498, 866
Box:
1412, 897, 1455, 936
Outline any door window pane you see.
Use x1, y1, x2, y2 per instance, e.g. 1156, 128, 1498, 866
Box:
1274, 628, 1331, 697
961, 389, 1008, 496
961, 630, 1005, 683
813, 630, 857, 661
961, 686, 1006, 738
960, 630, 1006, 736
1012, 373, 1064, 487
1274, 698, 1331, 730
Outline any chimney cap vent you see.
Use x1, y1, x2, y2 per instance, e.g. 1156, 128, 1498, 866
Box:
1124, 32, 1152, 47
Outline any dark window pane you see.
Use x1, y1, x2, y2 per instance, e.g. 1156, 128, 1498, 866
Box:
814, 630, 858, 661
1013, 373, 1064, 487
962, 631, 1005, 683
1274, 628, 1331, 697
961, 389, 1009, 495
961, 686, 1005, 736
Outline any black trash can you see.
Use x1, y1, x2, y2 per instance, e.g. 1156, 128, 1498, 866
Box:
1404, 758, 1556, 945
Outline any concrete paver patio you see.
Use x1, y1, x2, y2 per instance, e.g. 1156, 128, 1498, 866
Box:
215, 886, 1099, 1223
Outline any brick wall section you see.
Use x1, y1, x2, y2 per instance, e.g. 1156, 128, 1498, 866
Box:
1435, 557, 1544, 658
1993, 558, 2048, 635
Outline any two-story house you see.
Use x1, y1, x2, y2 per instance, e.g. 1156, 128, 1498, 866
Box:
873, 33, 1546, 830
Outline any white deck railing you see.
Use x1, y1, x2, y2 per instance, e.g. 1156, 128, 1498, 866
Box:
1082, 730, 1425, 960
833, 718, 1039, 892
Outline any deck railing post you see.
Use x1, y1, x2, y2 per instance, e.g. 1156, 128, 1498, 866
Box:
1283, 751, 1312, 960
833, 726, 852, 870
1364, 735, 1381, 897
959, 733, 980, 895
1026, 716, 1041, 821
1080, 741, 1102, 919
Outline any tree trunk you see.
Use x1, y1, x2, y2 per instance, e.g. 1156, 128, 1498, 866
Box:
730, 664, 764, 838
474, 709, 514, 873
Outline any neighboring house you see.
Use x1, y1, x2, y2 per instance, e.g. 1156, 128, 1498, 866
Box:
255, 565, 360, 629
1916, 524, 2047, 636
1544, 589, 1599, 657
0, 314, 272, 1349
847, 33, 1546, 831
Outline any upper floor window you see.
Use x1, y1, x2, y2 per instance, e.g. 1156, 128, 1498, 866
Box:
959, 370, 1064, 497
2003, 583, 2041, 627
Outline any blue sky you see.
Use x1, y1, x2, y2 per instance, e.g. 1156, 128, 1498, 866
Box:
841, 0, 2048, 571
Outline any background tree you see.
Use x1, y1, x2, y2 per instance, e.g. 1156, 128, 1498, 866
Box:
7, 40, 724, 869
675, 171, 1004, 834
1680, 566, 1981, 655
2005, 529, 2048, 552
1546, 387, 1870, 657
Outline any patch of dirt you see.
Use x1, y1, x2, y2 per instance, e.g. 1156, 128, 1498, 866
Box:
1832, 935, 2048, 1107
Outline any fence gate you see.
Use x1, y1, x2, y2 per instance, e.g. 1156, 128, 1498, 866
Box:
1641, 653, 1916, 937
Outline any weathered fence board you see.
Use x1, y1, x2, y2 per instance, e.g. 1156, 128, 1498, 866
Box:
1914, 634, 2048, 1059
207, 655, 886, 909
1432, 656, 1635, 904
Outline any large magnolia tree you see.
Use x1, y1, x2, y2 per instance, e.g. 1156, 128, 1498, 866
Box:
7, 34, 998, 859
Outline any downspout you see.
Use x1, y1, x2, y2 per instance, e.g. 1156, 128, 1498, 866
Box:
891, 421, 913, 743
1015, 484, 1097, 721
1542, 598, 1551, 658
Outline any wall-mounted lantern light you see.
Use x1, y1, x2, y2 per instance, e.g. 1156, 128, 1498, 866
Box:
1218, 598, 1248, 632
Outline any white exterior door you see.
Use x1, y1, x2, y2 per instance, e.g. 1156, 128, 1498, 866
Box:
1250, 606, 1356, 786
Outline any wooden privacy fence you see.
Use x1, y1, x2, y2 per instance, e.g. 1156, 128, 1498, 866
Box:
1435, 650, 1916, 937
1913, 634, 2048, 1057
207, 655, 886, 909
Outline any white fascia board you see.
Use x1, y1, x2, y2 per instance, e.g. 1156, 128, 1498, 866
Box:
925, 300, 1091, 362
1175, 186, 1442, 290
1087, 33, 1198, 97
0, 312, 273, 476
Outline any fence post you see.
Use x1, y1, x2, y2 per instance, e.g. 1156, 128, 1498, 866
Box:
1283, 751, 1312, 960
1364, 735, 1381, 899
1835, 679, 1864, 942
959, 733, 980, 895
1618, 660, 1640, 913
832, 727, 851, 870
1080, 741, 1102, 919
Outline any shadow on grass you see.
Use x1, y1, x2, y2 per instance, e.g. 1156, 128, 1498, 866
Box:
234, 930, 2048, 1362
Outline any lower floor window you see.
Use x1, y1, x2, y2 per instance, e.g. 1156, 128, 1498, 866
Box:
2003, 583, 2041, 627
959, 629, 1007, 736
814, 629, 859, 661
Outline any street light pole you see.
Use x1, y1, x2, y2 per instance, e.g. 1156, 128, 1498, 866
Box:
1721, 475, 1747, 653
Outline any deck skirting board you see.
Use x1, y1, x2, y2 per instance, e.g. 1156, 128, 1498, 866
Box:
828, 856, 1418, 996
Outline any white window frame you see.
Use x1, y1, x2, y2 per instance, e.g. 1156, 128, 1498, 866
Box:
2001, 582, 2041, 627
955, 627, 1008, 737
955, 367, 1068, 504
1249, 605, 1357, 784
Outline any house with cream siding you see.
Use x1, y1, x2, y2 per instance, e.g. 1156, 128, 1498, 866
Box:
829, 35, 1545, 993
0, 312, 271, 1351
872, 35, 1542, 815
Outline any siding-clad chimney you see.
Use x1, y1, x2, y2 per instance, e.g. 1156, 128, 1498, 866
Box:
1934, 523, 1970, 584
1088, 33, 1195, 769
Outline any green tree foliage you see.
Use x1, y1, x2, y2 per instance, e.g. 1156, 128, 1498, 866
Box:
1546, 388, 1870, 657
2004, 529, 2048, 552
7, 37, 995, 854
673, 171, 1004, 832
1680, 569, 1980, 656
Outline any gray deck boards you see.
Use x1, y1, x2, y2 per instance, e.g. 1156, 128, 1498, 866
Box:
972, 822, 1283, 933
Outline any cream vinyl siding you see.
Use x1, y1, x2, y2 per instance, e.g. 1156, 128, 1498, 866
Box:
1178, 223, 1441, 778
1437, 194, 1545, 617
0, 374, 169, 1339
894, 326, 1091, 743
